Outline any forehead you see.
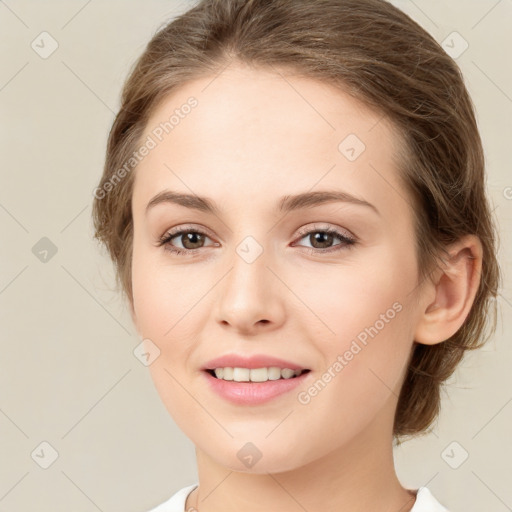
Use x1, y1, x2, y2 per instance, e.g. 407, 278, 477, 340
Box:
133, 63, 408, 220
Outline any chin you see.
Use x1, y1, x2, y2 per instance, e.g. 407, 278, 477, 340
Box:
200, 436, 313, 475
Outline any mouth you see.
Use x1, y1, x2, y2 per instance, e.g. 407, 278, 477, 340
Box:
205, 367, 311, 382
203, 366, 312, 405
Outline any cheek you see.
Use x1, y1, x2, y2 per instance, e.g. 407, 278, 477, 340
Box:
292, 285, 413, 452
311, 246, 414, 342
131, 241, 201, 337
131, 250, 203, 424
131, 242, 220, 393
306, 244, 416, 396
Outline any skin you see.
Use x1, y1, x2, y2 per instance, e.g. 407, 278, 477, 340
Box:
129, 62, 482, 512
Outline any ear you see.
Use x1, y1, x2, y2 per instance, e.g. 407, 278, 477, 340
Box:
414, 234, 483, 345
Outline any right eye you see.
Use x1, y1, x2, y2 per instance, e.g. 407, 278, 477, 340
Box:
158, 227, 218, 256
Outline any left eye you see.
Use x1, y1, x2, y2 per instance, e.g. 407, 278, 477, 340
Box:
294, 228, 356, 252
158, 226, 356, 256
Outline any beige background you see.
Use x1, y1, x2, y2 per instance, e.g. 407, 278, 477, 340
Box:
1, 0, 511, 510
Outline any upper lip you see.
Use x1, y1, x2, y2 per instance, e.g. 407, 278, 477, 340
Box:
202, 354, 307, 371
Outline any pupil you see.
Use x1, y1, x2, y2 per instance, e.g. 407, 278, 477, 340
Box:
184, 232, 203, 249
312, 232, 333, 249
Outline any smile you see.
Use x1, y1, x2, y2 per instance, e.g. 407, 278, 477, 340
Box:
207, 367, 310, 382
203, 367, 312, 405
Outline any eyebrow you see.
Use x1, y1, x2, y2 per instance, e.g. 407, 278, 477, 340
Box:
145, 189, 380, 216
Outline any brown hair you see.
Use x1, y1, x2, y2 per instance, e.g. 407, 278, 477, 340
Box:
92, 0, 501, 440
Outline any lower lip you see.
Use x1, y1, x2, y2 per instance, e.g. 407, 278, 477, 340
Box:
203, 371, 310, 405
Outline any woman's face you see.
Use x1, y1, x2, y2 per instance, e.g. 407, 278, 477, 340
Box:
131, 63, 425, 472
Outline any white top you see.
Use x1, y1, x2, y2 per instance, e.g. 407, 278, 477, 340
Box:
146, 484, 449, 511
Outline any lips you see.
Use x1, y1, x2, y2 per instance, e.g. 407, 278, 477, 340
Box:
200, 353, 312, 404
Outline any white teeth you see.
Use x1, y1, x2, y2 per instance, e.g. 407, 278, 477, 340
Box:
281, 368, 295, 379
210, 366, 305, 382
233, 367, 250, 382
249, 367, 268, 382
222, 367, 234, 380
267, 367, 282, 380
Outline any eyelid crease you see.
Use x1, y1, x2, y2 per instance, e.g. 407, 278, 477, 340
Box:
295, 222, 355, 241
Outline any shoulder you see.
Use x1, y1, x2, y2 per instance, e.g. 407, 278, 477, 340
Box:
411, 487, 450, 512
144, 483, 198, 512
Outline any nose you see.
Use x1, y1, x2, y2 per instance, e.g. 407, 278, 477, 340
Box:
213, 244, 286, 336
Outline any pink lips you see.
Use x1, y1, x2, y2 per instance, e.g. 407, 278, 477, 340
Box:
201, 353, 311, 405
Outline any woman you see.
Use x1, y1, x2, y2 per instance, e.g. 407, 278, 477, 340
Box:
92, 0, 501, 510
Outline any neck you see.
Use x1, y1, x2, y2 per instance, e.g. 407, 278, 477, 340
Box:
186, 409, 416, 512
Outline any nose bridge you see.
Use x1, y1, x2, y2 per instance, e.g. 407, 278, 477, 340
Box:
224, 233, 271, 305
214, 229, 283, 331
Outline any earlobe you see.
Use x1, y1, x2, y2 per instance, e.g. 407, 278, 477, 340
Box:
414, 234, 483, 346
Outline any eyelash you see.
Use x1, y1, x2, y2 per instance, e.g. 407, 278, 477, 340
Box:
157, 224, 356, 257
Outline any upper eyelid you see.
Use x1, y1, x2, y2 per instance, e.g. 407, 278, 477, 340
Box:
163, 223, 215, 240
295, 223, 354, 238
